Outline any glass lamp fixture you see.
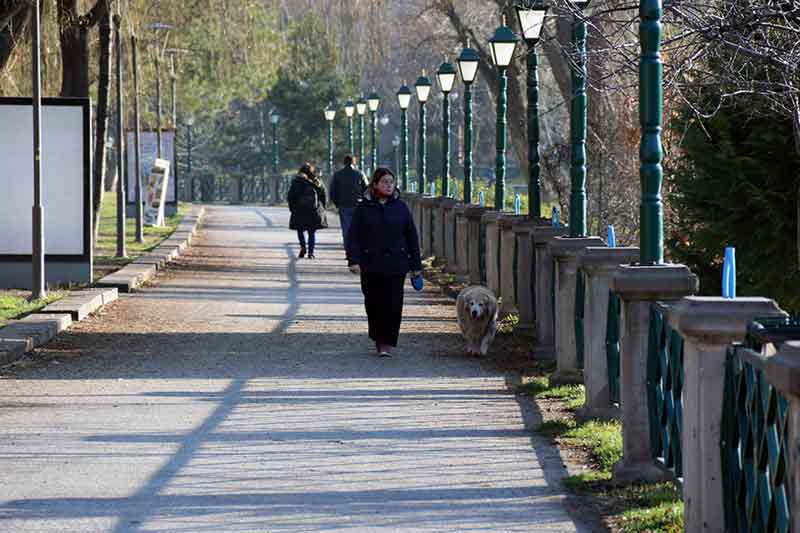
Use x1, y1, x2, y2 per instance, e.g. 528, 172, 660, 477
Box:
489, 19, 519, 67
344, 99, 355, 117
457, 42, 480, 84
415, 70, 432, 103
436, 59, 457, 93
515, 4, 549, 43
368, 90, 381, 112
324, 104, 336, 122
356, 96, 367, 116
270, 111, 280, 124
397, 83, 412, 109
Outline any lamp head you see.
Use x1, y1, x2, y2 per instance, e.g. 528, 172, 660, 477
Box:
344, 99, 355, 117
270, 111, 280, 124
414, 70, 433, 103
436, 59, 457, 94
356, 96, 367, 116
515, 3, 549, 44
488, 18, 520, 68
324, 104, 336, 122
367, 90, 381, 112
396, 83, 412, 110
457, 41, 480, 84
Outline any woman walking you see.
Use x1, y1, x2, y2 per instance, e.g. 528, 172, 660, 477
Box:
288, 162, 328, 259
346, 168, 422, 357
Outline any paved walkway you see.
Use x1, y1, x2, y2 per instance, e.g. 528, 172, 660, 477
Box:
0, 206, 589, 532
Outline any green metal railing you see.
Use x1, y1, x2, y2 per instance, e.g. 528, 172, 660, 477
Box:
605, 291, 621, 405
646, 302, 684, 480
575, 269, 586, 370
721, 317, 800, 533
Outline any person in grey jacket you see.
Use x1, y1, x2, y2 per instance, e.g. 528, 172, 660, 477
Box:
329, 154, 366, 250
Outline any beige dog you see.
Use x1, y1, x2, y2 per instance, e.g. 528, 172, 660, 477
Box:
456, 285, 498, 356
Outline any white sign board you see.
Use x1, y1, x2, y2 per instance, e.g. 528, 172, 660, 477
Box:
126, 130, 176, 205
144, 159, 171, 227
0, 99, 90, 256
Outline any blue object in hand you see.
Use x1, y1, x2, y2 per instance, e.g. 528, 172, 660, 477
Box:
412, 274, 424, 291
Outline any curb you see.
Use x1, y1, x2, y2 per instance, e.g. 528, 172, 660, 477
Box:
95, 205, 205, 292
0, 313, 73, 366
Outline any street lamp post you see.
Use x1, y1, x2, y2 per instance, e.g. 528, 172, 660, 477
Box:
356, 96, 367, 173
344, 99, 355, 154
437, 59, 457, 197
131, 34, 144, 243
392, 136, 401, 179
270, 110, 280, 203
516, 2, 549, 218
186, 116, 194, 201
489, 17, 520, 211
568, 0, 590, 237
324, 103, 336, 176
457, 41, 480, 204
368, 91, 381, 176
148, 23, 173, 160
379, 114, 390, 168
396, 83, 412, 191
640, 0, 662, 263
114, 15, 127, 258
415, 71, 432, 194
30, 0, 45, 299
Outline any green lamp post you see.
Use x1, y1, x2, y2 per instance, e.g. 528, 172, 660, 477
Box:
270, 110, 280, 175
568, 0, 590, 236
515, 2, 549, 218
344, 99, 355, 154
489, 17, 519, 211
437, 59, 457, 197
356, 96, 367, 173
368, 90, 381, 176
324, 103, 336, 176
457, 40, 480, 204
397, 82, 412, 191
415, 71, 432, 194
640, 0, 663, 264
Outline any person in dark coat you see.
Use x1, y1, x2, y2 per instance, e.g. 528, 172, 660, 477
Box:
346, 167, 422, 357
329, 154, 366, 251
288, 162, 328, 259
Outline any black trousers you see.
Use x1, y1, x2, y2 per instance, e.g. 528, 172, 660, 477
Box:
360, 273, 406, 347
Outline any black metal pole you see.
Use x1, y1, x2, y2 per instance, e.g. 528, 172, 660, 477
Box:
31, 0, 45, 299
132, 35, 144, 243
155, 53, 162, 159
114, 15, 127, 258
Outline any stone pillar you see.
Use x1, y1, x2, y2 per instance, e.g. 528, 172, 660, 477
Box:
549, 236, 606, 385
670, 297, 786, 533
531, 226, 569, 358
497, 214, 527, 316
482, 211, 504, 296
465, 206, 488, 285
576, 246, 640, 420
440, 198, 458, 271
453, 205, 470, 278
511, 219, 545, 331
420, 196, 436, 258
764, 341, 800, 533
610, 264, 698, 484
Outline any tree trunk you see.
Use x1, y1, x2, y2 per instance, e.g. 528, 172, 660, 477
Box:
56, 0, 107, 97
0, 2, 31, 74
92, 8, 112, 242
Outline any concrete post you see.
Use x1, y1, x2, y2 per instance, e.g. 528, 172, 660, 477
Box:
764, 341, 800, 533
440, 198, 458, 270
404, 192, 421, 237
531, 226, 569, 359
576, 246, 640, 420
669, 297, 786, 533
498, 214, 527, 316
511, 218, 545, 331
482, 211, 504, 296
230, 177, 242, 204
465, 206, 488, 285
550, 236, 606, 385
610, 264, 698, 484
453, 205, 470, 278
420, 196, 437, 258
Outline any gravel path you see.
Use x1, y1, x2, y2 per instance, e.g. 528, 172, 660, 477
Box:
0, 205, 589, 532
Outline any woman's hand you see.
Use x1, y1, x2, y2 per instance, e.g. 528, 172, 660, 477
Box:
349, 265, 361, 275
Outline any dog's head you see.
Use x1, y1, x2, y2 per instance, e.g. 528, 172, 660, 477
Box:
464, 293, 492, 320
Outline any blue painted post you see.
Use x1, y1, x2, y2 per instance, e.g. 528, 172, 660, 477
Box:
514, 194, 521, 215
607, 225, 616, 248
552, 207, 560, 227
723, 246, 736, 298
479, 190, 485, 207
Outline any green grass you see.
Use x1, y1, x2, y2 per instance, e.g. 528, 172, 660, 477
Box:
563, 420, 622, 470
517, 377, 585, 404
93, 195, 188, 279
0, 291, 66, 327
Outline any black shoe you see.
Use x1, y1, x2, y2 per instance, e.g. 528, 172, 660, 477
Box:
298, 248, 306, 259
308, 253, 315, 259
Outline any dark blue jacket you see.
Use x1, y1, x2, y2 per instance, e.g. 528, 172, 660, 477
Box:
346, 190, 422, 276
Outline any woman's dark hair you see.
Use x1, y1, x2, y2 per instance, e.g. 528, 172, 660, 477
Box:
299, 162, 316, 178
369, 167, 396, 187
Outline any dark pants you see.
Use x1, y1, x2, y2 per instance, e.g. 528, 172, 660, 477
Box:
339, 207, 355, 250
360, 273, 406, 347
297, 229, 316, 252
